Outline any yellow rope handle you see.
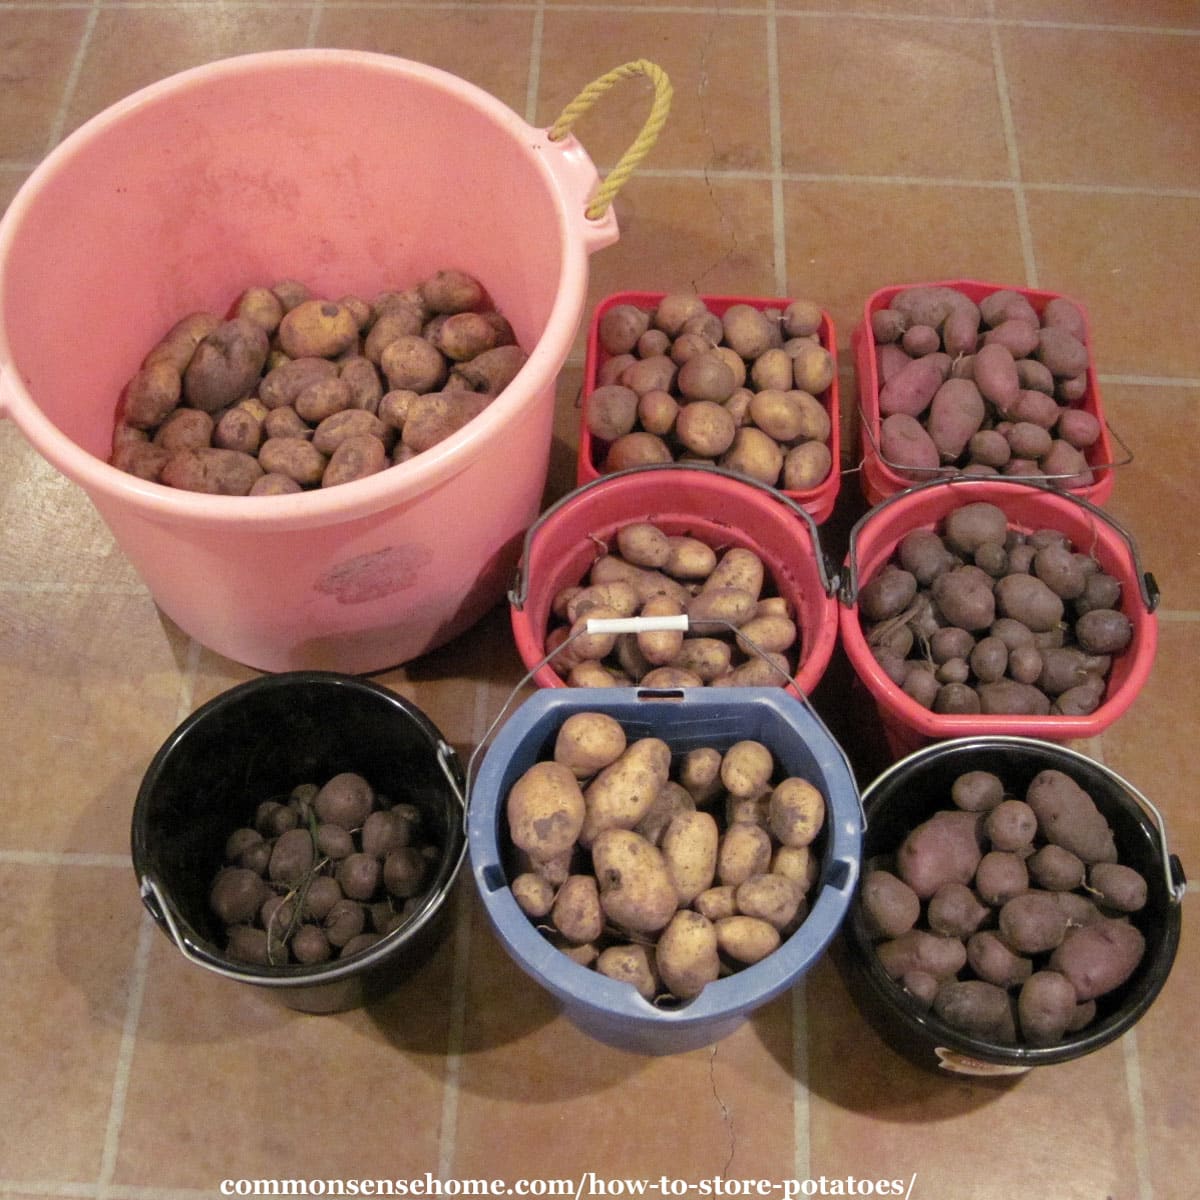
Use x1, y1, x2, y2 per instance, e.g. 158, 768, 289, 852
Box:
548, 59, 672, 220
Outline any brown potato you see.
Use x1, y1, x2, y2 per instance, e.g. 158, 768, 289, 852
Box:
160, 447, 264, 495
183, 318, 270, 413
656, 910, 720, 999
506, 761, 586, 862
591, 828, 679, 934
861, 869, 921, 938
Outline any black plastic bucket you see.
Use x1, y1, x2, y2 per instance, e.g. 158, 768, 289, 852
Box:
841, 736, 1185, 1075
132, 671, 466, 1013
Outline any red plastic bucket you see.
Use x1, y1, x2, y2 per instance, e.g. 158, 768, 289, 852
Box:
852, 280, 1119, 508
509, 464, 839, 693
577, 292, 841, 524
838, 477, 1159, 759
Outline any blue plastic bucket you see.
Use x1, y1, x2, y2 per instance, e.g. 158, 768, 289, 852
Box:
467, 687, 863, 1055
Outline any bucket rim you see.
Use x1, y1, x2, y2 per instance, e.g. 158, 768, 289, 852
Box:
130, 669, 468, 988
848, 733, 1185, 1068
0, 48, 597, 531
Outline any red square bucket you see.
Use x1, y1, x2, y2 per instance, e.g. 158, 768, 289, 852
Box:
577, 291, 841, 523
852, 280, 1120, 508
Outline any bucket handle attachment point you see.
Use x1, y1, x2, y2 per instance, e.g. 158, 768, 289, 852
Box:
548, 59, 673, 221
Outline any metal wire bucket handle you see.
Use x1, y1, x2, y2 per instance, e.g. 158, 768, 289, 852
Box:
840, 475, 1160, 613
509, 461, 839, 611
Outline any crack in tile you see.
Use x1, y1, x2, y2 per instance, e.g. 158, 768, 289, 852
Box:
708, 1042, 736, 1178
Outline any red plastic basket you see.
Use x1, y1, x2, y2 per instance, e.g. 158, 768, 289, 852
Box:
578, 291, 841, 524
852, 280, 1120, 508
838, 477, 1159, 760
510, 464, 840, 694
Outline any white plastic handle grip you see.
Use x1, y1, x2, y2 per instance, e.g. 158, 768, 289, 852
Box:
585, 615, 690, 635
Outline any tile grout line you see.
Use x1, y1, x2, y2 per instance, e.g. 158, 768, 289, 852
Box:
523, 0, 545, 127
791, 978, 811, 1182
985, 4, 1039, 290
95, 912, 157, 1199
304, 0, 323, 47
435, 676, 492, 1182
765, 0, 787, 299
42, 0, 100, 155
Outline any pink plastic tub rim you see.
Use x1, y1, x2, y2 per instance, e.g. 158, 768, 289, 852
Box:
838, 479, 1157, 747
854, 279, 1116, 509
0, 50, 619, 671
510, 467, 839, 695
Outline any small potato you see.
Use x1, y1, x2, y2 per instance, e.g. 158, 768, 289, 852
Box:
678, 747, 724, 805
994, 573, 1065, 633
716, 821, 774, 887
966, 930, 1034, 990
927, 378, 986, 462
661, 810, 720, 904
677, 352, 738, 404
861, 869, 920, 938
1075, 608, 1132, 655
998, 890, 1070, 954
1028, 844, 1086, 892
1025, 770, 1117, 864
927, 881, 990, 938
258, 437, 328, 487
687, 586, 758, 629
715, 915, 781, 965
379, 335, 448, 394
735, 613, 797, 658
322, 434, 387, 488
1049, 918, 1146, 1001
972, 343, 1021, 413
210, 867, 271, 925
161, 447, 264, 496
635, 781, 696, 847
985, 799, 1039, 851
154, 408, 214, 453
278, 299, 359, 359
598, 304, 652, 355
704, 547, 766, 598
401, 391, 490, 453
183, 318, 270, 413
657, 910, 721, 999
664, 536, 718, 581
974, 850, 1030, 907
670, 637, 733, 683
879, 354, 948, 418
880, 413, 939, 474
597, 944, 659, 1000
721, 740, 775, 798
553, 712, 628, 779
736, 873, 803, 932
933, 979, 1016, 1041
615, 521, 671, 569
585, 385, 640, 441
1036, 326, 1089, 378
1087, 862, 1147, 913
896, 809, 985, 899
782, 441, 833, 491
722, 304, 776, 360
506, 761, 586, 861
592, 828, 679, 934
1018, 970, 1078, 1046
123, 361, 183, 430
143, 311, 222, 374
719, 426, 784, 486
551, 875, 604, 945
768, 778, 825, 848
791, 341, 835, 395
604, 431, 674, 472
931, 564, 996, 631
581, 737, 672, 847
860, 565, 918, 623
876, 928, 968, 982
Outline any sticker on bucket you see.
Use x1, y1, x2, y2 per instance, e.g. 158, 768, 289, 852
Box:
315, 544, 434, 604
934, 1047, 1032, 1077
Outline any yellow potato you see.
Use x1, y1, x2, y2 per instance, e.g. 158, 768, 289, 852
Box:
661, 810, 720, 905
581, 737, 672, 847
664, 535, 718, 581
511, 872, 557, 919
686, 586, 757, 629
615, 522, 671, 569
635, 781, 696, 847
506, 761, 586, 862
768, 778, 826, 849
596, 944, 660, 1000
782, 441, 833, 491
716, 915, 782, 964
719, 427, 783, 486
717, 821, 773, 887
637, 595, 686, 665
735, 614, 798, 657
703, 547, 766, 598
694, 885, 739, 922
791, 342, 836, 395
278, 299, 359, 359
553, 712, 628, 779
721, 740, 775, 798
677, 747, 724, 806
591, 829, 679, 934
551, 875, 604, 945
566, 581, 640, 622
639, 666, 704, 689
656, 910, 720, 1000
735, 872, 803, 931
669, 637, 732, 683
772, 845, 819, 894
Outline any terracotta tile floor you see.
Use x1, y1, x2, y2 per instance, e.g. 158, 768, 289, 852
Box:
0, 3, 1196, 1198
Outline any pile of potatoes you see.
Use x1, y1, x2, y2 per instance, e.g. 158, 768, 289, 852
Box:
110, 271, 527, 495
545, 520, 799, 688
585, 294, 835, 493
860, 500, 1133, 717
208, 772, 442, 966
871, 285, 1101, 487
505, 712, 827, 1002
861, 766, 1149, 1047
